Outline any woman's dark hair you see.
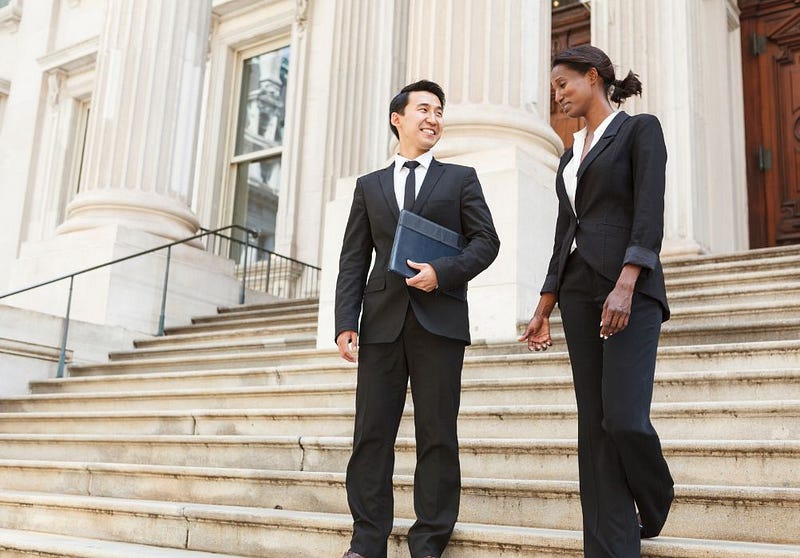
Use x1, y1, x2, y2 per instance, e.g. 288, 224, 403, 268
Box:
389, 80, 446, 138
552, 45, 642, 105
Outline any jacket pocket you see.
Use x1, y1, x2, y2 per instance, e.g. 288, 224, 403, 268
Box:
364, 276, 386, 293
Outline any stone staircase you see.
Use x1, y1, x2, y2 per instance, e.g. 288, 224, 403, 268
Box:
0, 246, 799, 557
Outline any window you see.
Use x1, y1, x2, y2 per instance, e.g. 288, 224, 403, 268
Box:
60, 100, 90, 224
230, 45, 290, 260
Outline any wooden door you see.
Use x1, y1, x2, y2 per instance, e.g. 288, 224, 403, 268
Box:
740, 0, 800, 247
550, 0, 591, 149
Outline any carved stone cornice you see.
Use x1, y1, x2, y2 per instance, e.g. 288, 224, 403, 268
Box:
37, 36, 99, 74
0, 0, 22, 33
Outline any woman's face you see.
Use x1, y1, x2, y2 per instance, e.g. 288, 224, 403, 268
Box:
551, 64, 597, 118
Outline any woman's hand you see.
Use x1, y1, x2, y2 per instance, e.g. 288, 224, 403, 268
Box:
600, 286, 633, 338
518, 293, 557, 351
518, 314, 552, 351
600, 264, 641, 339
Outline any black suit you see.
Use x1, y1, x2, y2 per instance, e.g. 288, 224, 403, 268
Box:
542, 112, 674, 557
335, 158, 499, 558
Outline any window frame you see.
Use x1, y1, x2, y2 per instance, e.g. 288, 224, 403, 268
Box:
221, 37, 292, 252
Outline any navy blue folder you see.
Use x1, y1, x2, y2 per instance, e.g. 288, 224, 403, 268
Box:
388, 210, 468, 300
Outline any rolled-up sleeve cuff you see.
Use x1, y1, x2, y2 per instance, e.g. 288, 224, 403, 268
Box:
623, 245, 658, 271
540, 274, 559, 295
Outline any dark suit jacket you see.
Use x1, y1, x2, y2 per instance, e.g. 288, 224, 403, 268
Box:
541, 112, 670, 320
335, 159, 500, 345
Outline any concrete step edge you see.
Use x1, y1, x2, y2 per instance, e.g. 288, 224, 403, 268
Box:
216, 298, 319, 314
0, 491, 799, 557
189, 311, 319, 326
1, 460, 797, 506
19, 369, 800, 401
1, 399, 798, 420
133, 318, 800, 355
33, 367, 800, 394
663, 254, 800, 276
662, 245, 800, 267
0, 434, 796, 455
0, 528, 231, 557
67, 339, 800, 375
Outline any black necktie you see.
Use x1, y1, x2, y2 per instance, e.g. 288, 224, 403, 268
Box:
403, 160, 421, 211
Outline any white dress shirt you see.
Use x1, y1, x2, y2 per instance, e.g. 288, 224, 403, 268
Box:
393, 150, 434, 210
563, 111, 619, 251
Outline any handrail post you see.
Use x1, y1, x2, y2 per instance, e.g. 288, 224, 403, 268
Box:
264, 252, 272, 295
240, 232, 250, 305
157, 246, 172, 336
56, 276, 75, 378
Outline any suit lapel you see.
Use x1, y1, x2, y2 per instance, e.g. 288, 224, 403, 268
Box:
575, 111, 629, 211
411, 158, 445, 213
575, 111, 629, 185
377, 163, 399, 220
556, 148, 575, 216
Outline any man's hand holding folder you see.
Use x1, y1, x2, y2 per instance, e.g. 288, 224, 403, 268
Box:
388, 210, 467, 300
405, 259, 438, 292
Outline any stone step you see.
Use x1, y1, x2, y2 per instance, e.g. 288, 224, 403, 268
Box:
0, 400, 797, 440
537, 317, 800, 347
216, 297, 318, 315
15, 369, 800, 411
662, 244, 800, 268
0, 462, 796, 544
117, 316, 800, 362
663, 253, 800, 280
545, 299, 800, 328
666, 281, 800, 308
0, 437, 794, 488
185, 310, 318, 328
0, 490, 798, 557
115, 332, 317, 360
164, 313, 317, 336
0, 528, 233, 558
64, 340, 800, 378
664, 267, 799, 292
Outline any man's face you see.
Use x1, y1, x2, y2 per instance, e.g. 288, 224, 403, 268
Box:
391, 90, 443, 157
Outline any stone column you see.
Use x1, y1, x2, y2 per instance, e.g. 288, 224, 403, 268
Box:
592, 0, 749, 255
409, 0, 562, 342
57, 0, 210, 241
6, 0, 241, 334
317, 0, 563, 345
406, 0, 560, 161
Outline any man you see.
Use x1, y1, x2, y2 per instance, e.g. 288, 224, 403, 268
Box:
335, 80, 500, 558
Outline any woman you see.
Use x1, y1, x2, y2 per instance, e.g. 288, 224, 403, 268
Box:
519, 45, 674, 557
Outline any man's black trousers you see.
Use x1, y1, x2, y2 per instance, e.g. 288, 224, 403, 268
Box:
347, 306, 466, 558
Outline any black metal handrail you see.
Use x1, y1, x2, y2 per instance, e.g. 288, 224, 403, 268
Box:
200, 228, 322, 300
0, 225, 321, 378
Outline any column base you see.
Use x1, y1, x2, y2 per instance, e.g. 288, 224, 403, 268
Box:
57, 189, 200, 243
4, 225, 241, 333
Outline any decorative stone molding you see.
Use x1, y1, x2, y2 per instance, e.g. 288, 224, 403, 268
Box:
0, 78, 9, 97
725, 0, 741, 32
46, 70, 66, 107
0, 337, 68, 363
37, 36, 99, 74
0, 0, 22, 33
295, 0, 309, 32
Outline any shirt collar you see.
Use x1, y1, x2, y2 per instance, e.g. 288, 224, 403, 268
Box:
394, 150, 433, 172
572, 110, 619, 144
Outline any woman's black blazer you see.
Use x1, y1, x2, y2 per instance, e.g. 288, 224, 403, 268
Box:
540, 111, 670, 320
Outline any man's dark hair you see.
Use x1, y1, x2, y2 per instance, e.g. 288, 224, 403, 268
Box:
388, 80, 446, 139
